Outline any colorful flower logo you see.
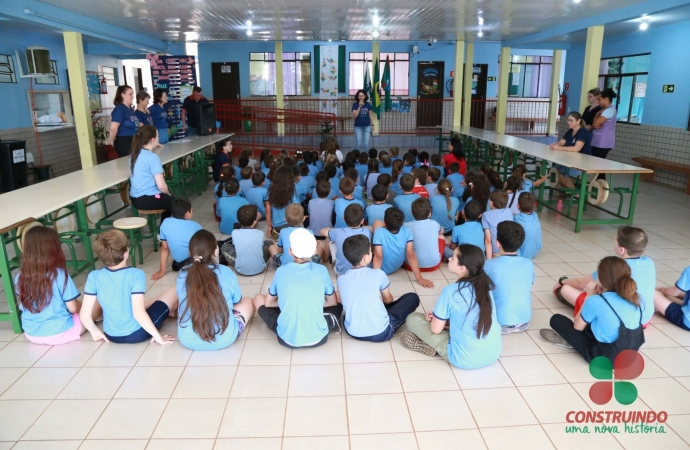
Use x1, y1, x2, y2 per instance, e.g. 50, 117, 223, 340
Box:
589, 350, 644, 405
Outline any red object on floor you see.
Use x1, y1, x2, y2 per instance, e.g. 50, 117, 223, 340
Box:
403, 238, 445, 272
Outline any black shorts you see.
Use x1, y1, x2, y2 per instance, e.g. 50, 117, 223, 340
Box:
665, 303, 690, 331
105, 300, 170, 344
258, 305, 337, 349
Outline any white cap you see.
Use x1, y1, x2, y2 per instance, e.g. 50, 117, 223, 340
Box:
289, 228, 317, 260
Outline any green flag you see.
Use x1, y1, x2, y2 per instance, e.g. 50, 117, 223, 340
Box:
382, 55, 391, 112
372, 57, 381, 119
363, 58, 372, 98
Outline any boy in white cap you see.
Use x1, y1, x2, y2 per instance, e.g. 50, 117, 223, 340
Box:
252, 228, 343, 348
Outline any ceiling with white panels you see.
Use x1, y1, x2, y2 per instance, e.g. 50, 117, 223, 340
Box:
36, 0, 655, 43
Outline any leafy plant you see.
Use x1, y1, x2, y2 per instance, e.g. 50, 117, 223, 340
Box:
320, 120, 334, 142
93, 121, 109, 146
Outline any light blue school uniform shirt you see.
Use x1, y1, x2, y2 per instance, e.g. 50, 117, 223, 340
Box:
329, 177, 341, 196
355, 164, 369, 186
506, 191, 521, 215
333, 197, 366, 228
233, 166, 242, 179
365, 203, 392, 225
353, 185, 365, 203
16, 269, 79, 337
129, 149, 163, 198
402, 165, 414, 174
329, 227, 373, 275
425, 182, 438, 198
372, 226, 413, 274
338, 267, 391, 337
269, 192, 300, 228
176, 264, 242, 350
391, 179, 403, 195
294, 182, 309, 203
521, 178, 534, 193
446, 173, 465, 194
268, 262, 335, 347
380, 165, 393, 175
312, 185, 338, 200
513, 213, 542, 260
245, 186, 268, 219
433, 282, 502, 369
592, 256, 656, 324
218, 195, 250, 235
306, 164, 319, 178
676, 268, 690, 328
298, 175, 316, 193
393, 193, 421, 223
335, 167, 344, 179
364, 172, 380, 198
239, 179, 254, 197
482, 208, 514, 255
451, 222, 485, 252
308, 198, 334, 235
159, 218, 203, 263
430, 195, 460, 233
213, 182, 230, 202
231, 228, 269, 275
84, 267, 147, 337
484, 255, 534, 326
277, 227, 315, 265
580, 292, 643, 343
405, 219, 442, 268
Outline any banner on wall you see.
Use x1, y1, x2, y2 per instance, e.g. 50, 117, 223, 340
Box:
318, 45, 339, 116
147, 54, 197, 140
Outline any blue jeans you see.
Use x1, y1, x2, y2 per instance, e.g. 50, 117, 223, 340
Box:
354, 126, 371, 152
349, 292, 420, 342
157, 128, 169, 144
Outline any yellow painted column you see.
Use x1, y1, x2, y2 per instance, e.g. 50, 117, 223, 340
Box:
462, 42, 474, 127
580, 26, 604, 112
63, 31, 96, 168
452, 40, 465, 129
547, 50, 564, 136
496, 46, 511, 134
371, 40, 380, 136
275, 42, 285, 136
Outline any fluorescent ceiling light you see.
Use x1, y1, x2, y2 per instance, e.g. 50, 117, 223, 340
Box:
373, 30, 379, 38
639, 22, 648, 30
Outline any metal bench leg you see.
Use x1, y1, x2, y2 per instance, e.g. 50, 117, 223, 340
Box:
0, 234, 22, 333
574, 177, 588, 233
627, 174, 641, 226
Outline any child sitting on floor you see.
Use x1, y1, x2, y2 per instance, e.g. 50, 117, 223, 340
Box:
275, 204, 323, 266
308, 181, 335, 238
364, 184, 392, 225
377, 173, 397, 205
344, 168, 365, 203
265, 165, 300, 238
450, 200, 485, 252
245, 172, 268, 220
425, 167, 441, 197
430, 179, 460, 236
405, 198, 445, 271
411, 167, 429, 199
322, 203, 372, 276
513, 192, 542, 259
402, 153, 416, 174
393, 174, 421, 223
446, 163, 465, 199
364, 158, 381, 199
239, 166, 254, 196
334, 177, 366, 228
653, 266, 690, 331
504, 176, 522, 215
218, 178, 249, 235
482, 190, 513, 259
222, 205, 277, 276
213, 166, 232, 221
152, 197, 203, 280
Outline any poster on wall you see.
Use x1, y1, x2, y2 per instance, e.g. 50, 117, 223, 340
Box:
147, 54, 197, 140
86, 72, 102, 111
318, 45, 339, 116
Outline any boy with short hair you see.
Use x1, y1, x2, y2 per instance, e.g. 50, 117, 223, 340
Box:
484, 221, 534, 334
239, 167, 254, 196
390, 146, 402, 162
450, 200, 485, 252
372, 207, 434, 288
334, 177, 366, 228
392, 174, 421, 223
218, 178, 250, 235
252, 228, 343, 349
338, 234, 421, 342
411, 168, 429, 199
425, 168, 441, 197
513, 192, 542, 259
402, 153, 416, 174
291, 166, 309, 203
80, 229, 178, 345
245, 172, 268, 219
447, 163, 465, 199
322, 203, 372, 276
275, 204, 323, 266
152, 198, 203, 280
324, 164, 340, 196
377, 173, 397, 205
222, 205, 278, 276
404, 198, 444, 271
429, 154, 445, 174
483, 190, 513, 259
308, 180, 335, 238
312, 171, 338, 200
364, 184, 392, 225
344, 168, 365, 203
298, 163, 316, 193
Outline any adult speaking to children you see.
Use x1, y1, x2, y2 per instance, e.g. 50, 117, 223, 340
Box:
591, 88, 618, 180
109, 85, 138, 158
129, 125, 174, 221
181, 86, 209, 136
443, 137, 467, 176
352, 89, 374, 152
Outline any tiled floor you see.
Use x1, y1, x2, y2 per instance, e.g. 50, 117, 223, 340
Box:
1, 175, 690, 449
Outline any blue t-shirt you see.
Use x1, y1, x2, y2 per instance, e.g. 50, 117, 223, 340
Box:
135, 109, 153, 127
353, 185, 365, 203
214, 182, 230, 202
379, 165, 393, 175
329, 227, 373, 275
16, 269, 79, 337
430, 195, 460, 233
425, 182, 438, 198
451, 221, 485, 252
506, 192, 521, 215
364, 173, 380, 198
372, 226, 413, 274
391, 179, 403, 195
365, 203, 391, 225
177, 265, 242, 350
338, 267, 390, 337
563, 127, 592, 156
402, 165, 414, 174
269, 191, 301, 228
482, 208, 514, 255
676, 268, 690, 328
446, 173, 465, 196
405, 219, 442, 268
513, 213, 542, 260
84, 267, 147, 337
329, 177, 341, 198
245, 187, 268, 219
239, 179, 254, 198
231, 228, 269, 275
112, 103, 138, 137
268, 262, 335, 347
433, 282, 502, 369
233, 166, 242, 179
484, 255, 534, 326
129, 149, 163, 198
580, 292, 643, 343
355, 164, 369, 186
308, 198, 334, 235
298, 175, 316, 193
334, 197, 366, 228
294, 182, 309, 203
521, 178, 534, 193
217, 196, 249, 235
312, 185, 337, 201
353, 102, 372, 128
159, 218, 203, 263
592, 256, 656, 324
148, 103, 169, 130
393, 193, 421, 223
277, 227, 315, 265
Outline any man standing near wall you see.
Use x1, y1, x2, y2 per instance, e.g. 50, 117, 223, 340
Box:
181, 86, 209, 136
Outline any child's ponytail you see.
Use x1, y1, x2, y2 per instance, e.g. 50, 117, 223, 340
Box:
597, 256, 640, 307
391, 160, 404, 182
130, 125, 158, 174
455, 245, 495, 339
438, 179, 453, 220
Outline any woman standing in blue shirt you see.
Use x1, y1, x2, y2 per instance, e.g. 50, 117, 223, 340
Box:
548, 111, 592, 189
129, 125, 174, 220
148, 88, 170, 144
109, 85, 138, 158
134, 91, 154, 129
352, 89, 374, 153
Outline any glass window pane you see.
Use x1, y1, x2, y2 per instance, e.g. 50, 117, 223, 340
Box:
0, 54, 17, 83
299, 60, 311, 95
621, 54, 650, 73
537, 64, 552, 98
300, 52, 310, 60
540, 56, 553, 63
396, 53, 409, 60
605, 58, 622, 74
364, 53, 372, 60
350, 53, 363, 60
250, 53, 264, 61
392, 61, 409, 96
631, 74, 646, 123
616, 76, 634, 122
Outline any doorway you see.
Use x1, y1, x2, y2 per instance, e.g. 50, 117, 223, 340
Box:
212, 62, 241, 100
416, 61, 445, 128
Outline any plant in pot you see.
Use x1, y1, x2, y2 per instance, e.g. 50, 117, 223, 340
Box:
319, 120, 334, 151
93, 122, 109, 164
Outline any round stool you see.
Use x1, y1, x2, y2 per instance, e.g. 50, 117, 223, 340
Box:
134, 209, 167, 252
114, 217, 147, 267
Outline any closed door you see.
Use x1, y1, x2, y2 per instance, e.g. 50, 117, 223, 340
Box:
211, 62, 241, 100
416, 61, 444, 128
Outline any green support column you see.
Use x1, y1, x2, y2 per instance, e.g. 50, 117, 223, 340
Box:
275, 42, 285, 136
462, 43, 474, 127
496, 47, 511, 134
579, 26, 604, 112
452, 40, 465, 129
547, 50, 564, 136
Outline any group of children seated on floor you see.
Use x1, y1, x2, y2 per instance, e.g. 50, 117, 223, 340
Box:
13, 140, 690, 369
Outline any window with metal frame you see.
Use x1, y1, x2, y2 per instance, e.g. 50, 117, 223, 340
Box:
349, 52, 410, 96
598, 53, 650, 124
249, 52, 312, 96
35, 60, 59, 85
0, 54, 17, 83
506, 55, 553, 98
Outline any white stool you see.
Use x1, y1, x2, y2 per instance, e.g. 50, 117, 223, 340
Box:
114, 217, 147, 268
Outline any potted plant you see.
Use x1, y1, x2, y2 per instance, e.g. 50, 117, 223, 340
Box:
319, 120, 334, 151
93, 121, 109, 164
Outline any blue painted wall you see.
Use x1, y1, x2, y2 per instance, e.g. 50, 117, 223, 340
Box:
563, 20, 690, 128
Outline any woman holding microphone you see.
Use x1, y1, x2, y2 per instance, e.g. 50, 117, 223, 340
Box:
352, 89, 375, 153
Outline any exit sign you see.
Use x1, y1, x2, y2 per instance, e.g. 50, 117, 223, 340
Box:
662, 84, 675, 93
487, 76, 496, 81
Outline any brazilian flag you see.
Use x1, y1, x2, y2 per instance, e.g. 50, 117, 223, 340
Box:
382, 55, 392, 112
372, 57, 381, 119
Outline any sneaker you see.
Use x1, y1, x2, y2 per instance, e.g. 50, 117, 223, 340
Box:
555, 287, 574, 309
400, 331, 437, 356
324, 312, 341, 334
539, 329, 573, 348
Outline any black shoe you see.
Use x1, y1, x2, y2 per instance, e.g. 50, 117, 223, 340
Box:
555, 287, 574, 309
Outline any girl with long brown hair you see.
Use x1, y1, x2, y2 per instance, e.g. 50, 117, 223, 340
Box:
390, 159, 405, 195
177, 230, 254, 350
542, 256, 644, 362
265, 165, 298, 238
430, 178, 460, 235
129, 125, 174, 220
401, 244, 502, 369
462, 174, 492, 213
109, 84, 137, 158
16, 227, 100, 345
